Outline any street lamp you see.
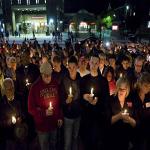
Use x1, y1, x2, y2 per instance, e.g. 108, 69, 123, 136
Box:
126, 5, 129, 11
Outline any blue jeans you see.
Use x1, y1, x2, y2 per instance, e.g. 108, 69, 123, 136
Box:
64, 117, 80, 150
37, 130, 57, 150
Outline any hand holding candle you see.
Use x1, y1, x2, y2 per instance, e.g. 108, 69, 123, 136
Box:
26, 78, 31, 86
66, 87, 73, 104
46, 102, 53, 116
49, 102, 53, 110
122, 109, 129, 116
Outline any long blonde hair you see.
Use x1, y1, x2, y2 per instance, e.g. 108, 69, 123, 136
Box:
115, 77, 130, 97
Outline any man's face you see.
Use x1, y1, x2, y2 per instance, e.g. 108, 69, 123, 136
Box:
134, 60, 143, 73
68, 63, 78, 76
122, 60, 130, 70
109, 58, 116, 66
42, 57, 48, 64
41, 74, 51, 84
90, 56, 99, 72
99, 57, 105, 67
79, 58, 88, 68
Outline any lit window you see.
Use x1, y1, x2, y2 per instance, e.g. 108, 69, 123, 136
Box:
18, 0, 21, 4
79, 22, 87, 28
36, 0, 39, 4
27, 0, 30, 5
148, 21, 150, 28
45, 0, 46, 4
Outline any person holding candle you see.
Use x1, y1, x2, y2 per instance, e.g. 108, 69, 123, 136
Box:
127, 55, 144, 90
80, 54, 110, 150
28, 62, 63, 150
15, 49, 40, 113
116, 55, 131, 80
108, 77, 138, 150
130, 72, 150, 150
0, 78, 24, 150
60, 56, 81, 150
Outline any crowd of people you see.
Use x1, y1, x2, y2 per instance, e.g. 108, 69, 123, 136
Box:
0, 37, 150, 150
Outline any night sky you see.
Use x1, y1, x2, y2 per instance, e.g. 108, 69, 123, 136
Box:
64, 0, 150, 15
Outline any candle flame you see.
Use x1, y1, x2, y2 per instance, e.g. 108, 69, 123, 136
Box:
26, 79, 28, 83
91, 88, 94, 95
122, 109, 129, 115
49, 102, 53, 110
12, 116, 16, 124
120, 73, 123, 78
124, 109, 127, 114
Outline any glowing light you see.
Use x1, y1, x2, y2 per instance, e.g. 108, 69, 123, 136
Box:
112, 25, 118, 31
12, 116, 16, 124
90, 88, 94, 97
49, 102, 53, 110
69, 87, 72, 96
106, 42, 110, 47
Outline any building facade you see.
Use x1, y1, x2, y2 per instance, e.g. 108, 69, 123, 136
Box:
2, 0, 64, 34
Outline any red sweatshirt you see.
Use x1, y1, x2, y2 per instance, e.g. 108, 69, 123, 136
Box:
28, 77, 62, 132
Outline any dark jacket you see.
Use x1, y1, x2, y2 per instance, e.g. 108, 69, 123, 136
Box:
60, 71, 81, 119
108, 95, 139, 150
0, 95, 22, 139
80, 73, 111, 136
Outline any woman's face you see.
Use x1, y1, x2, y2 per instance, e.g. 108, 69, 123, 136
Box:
118, 83, 128, 98
107, 71, 113, 82
141, 83, 150, 94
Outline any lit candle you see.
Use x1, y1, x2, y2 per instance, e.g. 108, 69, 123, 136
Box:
25, 78, 30, 86
66, 59, 68, 68
90, 88, 94, 97
122, 109, 129, 115
69, 87, 73, 96
120, 73, 123, 78
49, 102, 53, 110
12, 116, 16, 124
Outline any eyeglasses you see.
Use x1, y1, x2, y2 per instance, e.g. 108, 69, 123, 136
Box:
118, 88, 127, 92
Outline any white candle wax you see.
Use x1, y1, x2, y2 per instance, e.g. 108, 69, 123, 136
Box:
90, 88, 94, 97
120, 73, 123, 78
69, 87, 72, 96
49, 102, 53, 110
12, 116, 16, 124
